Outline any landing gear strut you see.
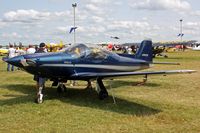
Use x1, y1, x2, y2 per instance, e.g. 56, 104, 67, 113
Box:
57, 83, 67, 93
137, 74, 148, 86
96, 78, 108, 100
86, 80, 93, 89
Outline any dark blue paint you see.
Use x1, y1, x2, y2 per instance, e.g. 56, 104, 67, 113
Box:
5, 40, 152, 81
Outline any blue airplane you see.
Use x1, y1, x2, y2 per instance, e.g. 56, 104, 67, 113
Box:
4, 40, 195, 103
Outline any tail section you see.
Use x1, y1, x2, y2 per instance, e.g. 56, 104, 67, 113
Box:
135, 40, 153, 62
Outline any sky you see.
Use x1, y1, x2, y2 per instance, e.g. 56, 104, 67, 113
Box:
0, 0, 200, 45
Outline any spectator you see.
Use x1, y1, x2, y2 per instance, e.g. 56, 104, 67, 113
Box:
127, 47, 132, 54
27, 44, 36, 54
15, 43, 26, 56
7, 44, 16, 71
35, 45, 38, 51
34, 42, 47, 103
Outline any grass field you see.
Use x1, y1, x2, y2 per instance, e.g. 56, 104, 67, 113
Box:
0, 50, 200, 133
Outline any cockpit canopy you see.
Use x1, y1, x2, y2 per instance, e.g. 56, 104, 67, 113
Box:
65, 44, 115, 60
65, 44, 89, 57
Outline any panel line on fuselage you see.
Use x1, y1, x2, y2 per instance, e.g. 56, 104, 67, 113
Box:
40, 64, 149, 71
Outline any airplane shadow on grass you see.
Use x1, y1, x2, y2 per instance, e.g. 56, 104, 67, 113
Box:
103, 80, 161, 89
0, 83, 161, 116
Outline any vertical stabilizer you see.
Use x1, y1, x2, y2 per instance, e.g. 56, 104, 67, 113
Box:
135, 40, 153, 62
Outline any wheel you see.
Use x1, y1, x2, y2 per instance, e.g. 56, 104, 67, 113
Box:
35, 94, 43, 104
57, 84, 67, 93
37, 98, 43, 104
57, 86, 62, 93
99, 91, 108, 100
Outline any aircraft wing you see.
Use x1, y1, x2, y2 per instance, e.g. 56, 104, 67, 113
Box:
72, 70, 196, 79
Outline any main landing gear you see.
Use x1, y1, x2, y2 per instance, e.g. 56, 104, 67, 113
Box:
57, 83, 67, 93
35, 78, 109, 103
96, 78, 108, 100
136, 74, 148, 86
51, 80, 67, 93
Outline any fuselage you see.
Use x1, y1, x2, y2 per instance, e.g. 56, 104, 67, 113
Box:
6, 44, 150, 80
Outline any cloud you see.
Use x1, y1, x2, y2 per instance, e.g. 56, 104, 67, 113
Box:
86, 0, 113, 5
83, 0, 115, 15
186, 22, 200, 27
2, 32, 22, 39
0, 1, 199, 44
102, 20, 162, 41
130, 0, 191, 12
91, 16, 104, 23
47, 0, 66, 3
85, 4, 103, 15
185, 22, 200, 32
3, 9, 51, 23
170, 21, 200, 37
107, 21, 150, 30
190, 10, 200, 16
56, 26, 68, 33
0, 21, 7, 28
54, 11, 71, 17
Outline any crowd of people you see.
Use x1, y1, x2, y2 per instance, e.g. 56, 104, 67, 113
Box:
104, 43, 138, 55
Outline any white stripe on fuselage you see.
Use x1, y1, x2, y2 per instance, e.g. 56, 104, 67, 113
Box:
41, 64, 149, 71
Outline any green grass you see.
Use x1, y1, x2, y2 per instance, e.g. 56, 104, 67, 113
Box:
0, 50, 200, 133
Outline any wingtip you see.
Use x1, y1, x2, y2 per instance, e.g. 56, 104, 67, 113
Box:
180, 70, 197, 73
188, 70, 197, 73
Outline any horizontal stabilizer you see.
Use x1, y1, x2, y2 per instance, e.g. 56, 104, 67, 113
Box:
152, 62, 180, 65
